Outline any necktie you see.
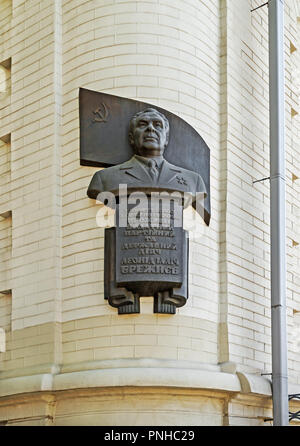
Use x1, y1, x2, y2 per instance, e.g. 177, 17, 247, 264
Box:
148, 159, 158, 181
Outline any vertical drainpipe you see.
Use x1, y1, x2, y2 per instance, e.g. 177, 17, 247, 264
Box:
268, 0, 289, 426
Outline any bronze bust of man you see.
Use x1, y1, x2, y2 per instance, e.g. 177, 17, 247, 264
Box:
87, 108, 207, 200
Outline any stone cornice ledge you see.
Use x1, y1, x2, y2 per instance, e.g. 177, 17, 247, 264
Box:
53, 367, 241, 394
0, 359, 292, 399
0, 359, 241, 398
237, 372, 272, 396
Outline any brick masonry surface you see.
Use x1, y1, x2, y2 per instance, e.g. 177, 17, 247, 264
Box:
0, 0, 299, 425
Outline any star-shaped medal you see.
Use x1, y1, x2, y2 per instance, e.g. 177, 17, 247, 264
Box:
176, 176, 187, 185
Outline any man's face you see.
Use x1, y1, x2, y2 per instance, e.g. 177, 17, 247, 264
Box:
130, 112, 169, 157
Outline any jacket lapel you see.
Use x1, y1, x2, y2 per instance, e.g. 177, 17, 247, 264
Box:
158, 160, 181, 184
119, 157, 182, 185
119, 157, 151, 182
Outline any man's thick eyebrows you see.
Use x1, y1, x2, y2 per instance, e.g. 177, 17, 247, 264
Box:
135, 114, 164, 126
136, 117, 149, 124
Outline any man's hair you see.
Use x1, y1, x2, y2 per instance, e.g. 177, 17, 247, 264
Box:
129, 108, 170, 149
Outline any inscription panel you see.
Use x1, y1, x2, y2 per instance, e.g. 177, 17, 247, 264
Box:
115, 206, 184, 295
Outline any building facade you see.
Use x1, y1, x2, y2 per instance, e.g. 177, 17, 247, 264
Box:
0, 0, 299, 425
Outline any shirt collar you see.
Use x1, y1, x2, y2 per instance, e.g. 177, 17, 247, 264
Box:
134, 154, 164, 169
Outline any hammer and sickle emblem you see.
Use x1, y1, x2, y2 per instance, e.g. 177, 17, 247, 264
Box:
93, 103, 109, 123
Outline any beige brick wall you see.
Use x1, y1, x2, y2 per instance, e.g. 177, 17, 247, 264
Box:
0, 0, 63, 331
219, 0, 272, 373
61, 0, 221, 364
0, 213, 11, 294
0, 211, 12, 334
287, 0, 300, 385
219, 0, 300, 379
62, 314, 217, 364
0, 138, 11, 217
0, 292, 11, 333
0, 322, 61, 376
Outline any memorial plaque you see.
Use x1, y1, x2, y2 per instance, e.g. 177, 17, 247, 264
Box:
84, 100, 209, 314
